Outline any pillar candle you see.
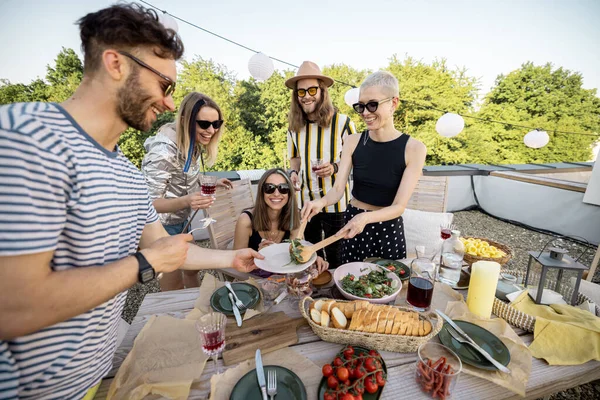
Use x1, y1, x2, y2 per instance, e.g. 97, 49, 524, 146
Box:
466, 261, 501, 318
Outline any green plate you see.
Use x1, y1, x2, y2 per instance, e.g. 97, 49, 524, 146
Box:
210, 283, 260, 316
318, 346, 387, 400
371, 259, 411, 281
230, 365, 307, 400
438, 320, 511, 371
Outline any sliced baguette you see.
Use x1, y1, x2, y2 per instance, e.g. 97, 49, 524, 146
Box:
331, 307, 348, 329
348, 309, 363, 331
355, 309, 368, 331
376, 310, 390, 334
342, 302, 355, 319
423, 319, 432, 336
320, 309, 330, 327
310, 308, 321, 324
313, 299, 325, 312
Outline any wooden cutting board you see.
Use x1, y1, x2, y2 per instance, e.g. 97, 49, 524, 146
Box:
222, 311, 307, 366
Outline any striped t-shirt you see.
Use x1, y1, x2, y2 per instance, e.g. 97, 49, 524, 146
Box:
287, 112, 356, 213
0, 102, 158, 399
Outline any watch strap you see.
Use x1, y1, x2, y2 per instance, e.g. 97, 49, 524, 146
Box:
134, 252, 157, 283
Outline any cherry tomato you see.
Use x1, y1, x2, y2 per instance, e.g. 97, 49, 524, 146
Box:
365, 293, 372, 298
323, 393, 335, 400
344, 379, 351, 386
354, 394, 364, 400
349, 275, 355, 281
364, 358, 376, 372
333, 357, 343, 367
387, 265, 396, 271
368, 349, 380, 357
343, 346, 355, 357
376, 371, 386, 387
354, 366, 366, 379
337, 366, 350, 381
327, 375, 339, 389
354, 383, 365, 394
399, 269, 406, 275
365, 378, 378, 394
322, 364, 333, 377
340, 394, 355, 400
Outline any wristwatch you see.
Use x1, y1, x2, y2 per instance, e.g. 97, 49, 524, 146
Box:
133, 252, 162, 283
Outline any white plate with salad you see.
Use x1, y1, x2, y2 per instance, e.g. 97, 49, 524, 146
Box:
333, 262, 402, 304
254, 240, 317, 274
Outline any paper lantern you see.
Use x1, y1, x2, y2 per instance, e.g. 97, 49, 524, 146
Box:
344, 88, 360, 107
158, 12, 179, 33
248, 52, 274, 81
436, 113, 465, 138
524, 130, 549, 149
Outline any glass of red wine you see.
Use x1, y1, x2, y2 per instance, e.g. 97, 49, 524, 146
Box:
310, 159, 324, 194
196, 174, 218, 228
440, 224, 455, 240
196, 312, 227, 374
407, 246, 438, 311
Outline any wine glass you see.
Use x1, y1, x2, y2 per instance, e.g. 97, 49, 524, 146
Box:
310, 159, 324, 194
440, 223, 455, 240
196, 175, 218, 228
196, 312, 227, 374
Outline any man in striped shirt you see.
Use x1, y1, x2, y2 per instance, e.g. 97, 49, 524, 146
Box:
0, 5, 260, 399
286, 61, 357, 269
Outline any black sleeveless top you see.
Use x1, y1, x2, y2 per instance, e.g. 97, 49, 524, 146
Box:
242, 210, 291, 251
351, 131, 410, 207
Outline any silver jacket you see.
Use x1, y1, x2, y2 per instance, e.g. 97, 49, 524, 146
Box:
142, 123, 201, 226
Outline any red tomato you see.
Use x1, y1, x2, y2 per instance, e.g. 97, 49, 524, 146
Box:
354, 394, 363, 400
333, 357, 343, 367
354, 384, 365, 394
327, 375, 339, 389
343, 346, 355, 358
365, 293, 372, 298
323, 393, 335, 400
344, 379, 351, 386
387, 265, 396, 271
368, 349, 379, 357
340, 394, 355, 400
336, 366, 349, 381
365, 378, 378, 394
376, 371, 386, 387
399, 269, 406, 275
354, 366, 366, 379
364, 358, 376, 372
322, 364, 333, 377
349, 275, 355, 281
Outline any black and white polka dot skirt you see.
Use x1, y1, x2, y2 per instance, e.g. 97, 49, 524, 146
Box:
341, 203, 407, 264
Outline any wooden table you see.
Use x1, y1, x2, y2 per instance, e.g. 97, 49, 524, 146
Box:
94, 286, 600, 399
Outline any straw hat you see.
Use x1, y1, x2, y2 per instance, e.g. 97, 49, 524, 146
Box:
285, 61, 334, 89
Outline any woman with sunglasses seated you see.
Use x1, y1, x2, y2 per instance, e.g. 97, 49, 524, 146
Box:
233, 168, 329, 278
142, 92, 232, 291
301, 71, 426, 263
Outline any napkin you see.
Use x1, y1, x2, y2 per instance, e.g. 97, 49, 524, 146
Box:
208, 347, 321, 400
107, 316, 208, 400
185, 274, 265, 321
445, 296, 532, 397
511, 290, 600, 365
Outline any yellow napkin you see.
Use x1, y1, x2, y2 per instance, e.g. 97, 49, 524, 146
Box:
511, 290, 600, 365
107, 316, 208, 400
185, 274, 265, 321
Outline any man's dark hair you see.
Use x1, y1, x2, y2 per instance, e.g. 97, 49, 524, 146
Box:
77, 3, 184, 74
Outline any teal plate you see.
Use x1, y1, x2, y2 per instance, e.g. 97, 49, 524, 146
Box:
230, 365, 307, 400
371, 259, 411, 281
210, 283, 260, 316
318, 346, 387, 400
438, 320, 511, 371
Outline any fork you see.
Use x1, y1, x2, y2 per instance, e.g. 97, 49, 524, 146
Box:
447, 325, 480, 358
224, 281, 246, 310
267, 369, 277, 400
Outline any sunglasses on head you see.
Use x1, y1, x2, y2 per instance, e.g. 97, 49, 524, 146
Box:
196, 120, 224, 130
296, 86, 319, 98
352, 97, 394, 114
118, 51, 176, 97
262, 183, 290, 195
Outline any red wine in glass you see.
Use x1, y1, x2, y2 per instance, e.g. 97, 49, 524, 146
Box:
406, 277, 434, 310
201, 183, 217, 196
201, 330, 225, 354
441, 228, 451, 240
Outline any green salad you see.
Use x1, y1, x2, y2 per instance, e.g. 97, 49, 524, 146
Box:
340, 268, 398, 299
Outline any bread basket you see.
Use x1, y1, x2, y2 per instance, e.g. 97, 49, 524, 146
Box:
462, 236, 512, 266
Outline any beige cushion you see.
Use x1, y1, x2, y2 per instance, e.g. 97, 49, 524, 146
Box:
402, 208, 454, 256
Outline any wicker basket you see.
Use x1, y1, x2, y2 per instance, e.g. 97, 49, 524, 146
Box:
492, 269, 600, 333
299, 296, 443, 353
462, 237, 512, 266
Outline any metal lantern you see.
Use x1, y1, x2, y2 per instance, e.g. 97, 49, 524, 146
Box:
248, 52, 274, 81
436, 113, 465, 138
344, 87, 360, 107
158, 12, 179, 33
525, 245, 589, 305
524, 129, 549, 149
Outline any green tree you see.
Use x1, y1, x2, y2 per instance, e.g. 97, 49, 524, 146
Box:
45, 48, 83, 102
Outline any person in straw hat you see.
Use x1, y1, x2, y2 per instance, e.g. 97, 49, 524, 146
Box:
286, 61, 357, 269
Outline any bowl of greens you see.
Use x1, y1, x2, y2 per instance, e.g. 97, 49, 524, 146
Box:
333, 262, 402, 304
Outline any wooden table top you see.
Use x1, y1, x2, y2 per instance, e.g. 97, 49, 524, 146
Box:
94, 284, 600, 400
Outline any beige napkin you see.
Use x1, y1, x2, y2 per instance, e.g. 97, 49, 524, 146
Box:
445, 299, 532, 397
107, 316, 208, 400
209, 347, 321, 400
186, 274, 265, 321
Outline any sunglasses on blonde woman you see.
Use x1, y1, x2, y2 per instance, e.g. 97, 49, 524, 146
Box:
262, 183, 290, 195
196, 120, 224, 130
352, 97, 393, 114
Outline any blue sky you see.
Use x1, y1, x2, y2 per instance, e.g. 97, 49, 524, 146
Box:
1, 0, 599, 97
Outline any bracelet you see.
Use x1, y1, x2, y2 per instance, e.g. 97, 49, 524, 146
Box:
289, 169, 298, 176
332, 163, 339, 174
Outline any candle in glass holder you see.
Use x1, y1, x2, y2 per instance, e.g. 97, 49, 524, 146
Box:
466, 261, 501, 318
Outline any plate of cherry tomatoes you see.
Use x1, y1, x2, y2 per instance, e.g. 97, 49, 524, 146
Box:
318, 345, 387, 400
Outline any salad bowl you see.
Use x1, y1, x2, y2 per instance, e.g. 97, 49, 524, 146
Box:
333, 262, 402, 304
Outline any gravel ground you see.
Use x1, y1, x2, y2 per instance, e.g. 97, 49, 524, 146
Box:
121, 210, 599, 399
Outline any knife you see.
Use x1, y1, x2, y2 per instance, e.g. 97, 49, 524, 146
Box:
255, 349, 268, 400
435, 310, 511, 374
228, 293, 242, 327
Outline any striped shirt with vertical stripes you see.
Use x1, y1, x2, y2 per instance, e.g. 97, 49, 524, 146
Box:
287, 112, 356, 213
0, 102, 158, 399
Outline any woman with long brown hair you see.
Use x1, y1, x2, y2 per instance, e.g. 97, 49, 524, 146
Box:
142, 92, 232, 290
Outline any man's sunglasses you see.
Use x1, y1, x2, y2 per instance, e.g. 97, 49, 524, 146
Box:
118, 51, 176, 97
296, 86, 319, 98
262, 183, 291, 195
352, 97, 394, 114
196, 120, 224, 130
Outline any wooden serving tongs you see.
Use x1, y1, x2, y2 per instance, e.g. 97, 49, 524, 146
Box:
290, 231, 344, 263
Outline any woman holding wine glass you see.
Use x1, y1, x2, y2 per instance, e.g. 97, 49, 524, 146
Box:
233, 168, 329, 278
142, 92, 232, 291
301, 71, 427, 263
